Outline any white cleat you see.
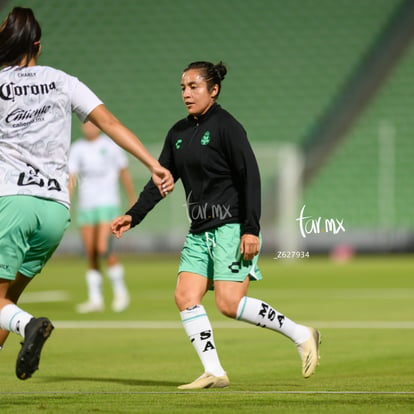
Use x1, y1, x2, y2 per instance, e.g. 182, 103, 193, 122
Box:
178, 372, 230, 390
297, 327, 321, 378
111, 293, 130, 313
76, 301, 104, 314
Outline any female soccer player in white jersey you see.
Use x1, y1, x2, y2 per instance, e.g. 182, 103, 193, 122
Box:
69, 121, 135, 313
0, 7, 173, 380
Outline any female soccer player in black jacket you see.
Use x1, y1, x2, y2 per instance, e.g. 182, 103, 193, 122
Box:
112, 61, 320, 389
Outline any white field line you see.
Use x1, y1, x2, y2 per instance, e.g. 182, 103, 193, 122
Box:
0, 390, 413, 395
19, 290, 70, 303
53, 320, 414, 329
18, 291, 414, 329
20, 288, 414, 304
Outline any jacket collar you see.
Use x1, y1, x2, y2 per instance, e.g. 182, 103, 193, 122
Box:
187, 103, 220, 124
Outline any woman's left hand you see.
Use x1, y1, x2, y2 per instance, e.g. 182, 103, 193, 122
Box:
151, 164, 174, 197
240, 234, 260, 261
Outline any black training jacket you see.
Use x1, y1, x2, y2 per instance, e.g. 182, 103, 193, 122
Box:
126, 103, 261, 236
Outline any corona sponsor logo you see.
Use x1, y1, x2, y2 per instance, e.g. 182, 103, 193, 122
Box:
0, 81, 56, 101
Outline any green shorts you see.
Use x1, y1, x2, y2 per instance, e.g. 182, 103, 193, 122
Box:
178, 223, 263, 283
0, 195, 70, 280
77, 205, 120, 226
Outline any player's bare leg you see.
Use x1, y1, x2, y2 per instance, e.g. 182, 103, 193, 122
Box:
0, 273, 31, 348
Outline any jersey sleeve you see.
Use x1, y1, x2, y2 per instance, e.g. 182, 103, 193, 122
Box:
221, 116, 261, 236
71, 79, 103, 122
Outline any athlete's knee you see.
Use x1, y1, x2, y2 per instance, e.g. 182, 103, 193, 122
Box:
97, 248, 109, 259
174, 287, 199, 310
215, 296, 239, 319
175, 272, 208, 311
175, 282, 207, 311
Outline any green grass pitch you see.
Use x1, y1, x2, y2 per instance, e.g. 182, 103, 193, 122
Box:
0, 254, 413, 413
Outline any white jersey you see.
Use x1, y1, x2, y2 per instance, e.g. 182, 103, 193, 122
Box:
0, 65, 102, 208
69, 134, 128, 210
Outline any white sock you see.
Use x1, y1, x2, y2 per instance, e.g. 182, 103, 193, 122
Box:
86, 269, 103, 305
0, 304, 33, 338
107, 264, 128, 298
236, 296, 310, 345
180, 304, 226, 377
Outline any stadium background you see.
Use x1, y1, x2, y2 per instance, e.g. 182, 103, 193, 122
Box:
1, 0, 413, 255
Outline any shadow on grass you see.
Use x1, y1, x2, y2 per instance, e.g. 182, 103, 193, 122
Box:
40, 376, 180, 387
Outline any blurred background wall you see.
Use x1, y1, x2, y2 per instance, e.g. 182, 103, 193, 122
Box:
1, 0, 413, 255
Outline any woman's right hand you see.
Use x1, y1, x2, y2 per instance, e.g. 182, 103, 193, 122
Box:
111, 215, 132, 239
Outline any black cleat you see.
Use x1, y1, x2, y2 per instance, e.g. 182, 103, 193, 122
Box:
16, 317, 54, 380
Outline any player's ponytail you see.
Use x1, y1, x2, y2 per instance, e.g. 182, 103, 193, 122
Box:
0, 7, 42, 67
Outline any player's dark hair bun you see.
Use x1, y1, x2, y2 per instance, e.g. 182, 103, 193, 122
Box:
214, 61, 227, 82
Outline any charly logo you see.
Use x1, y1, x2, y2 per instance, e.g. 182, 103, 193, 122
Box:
228, 261, 240, 273
175, 139, 183, 149
296, 204, 345, 238
200, 131, 210, 145
0, 81, 56, 102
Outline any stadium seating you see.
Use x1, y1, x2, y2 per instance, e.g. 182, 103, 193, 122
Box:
3, 0, 411, 249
